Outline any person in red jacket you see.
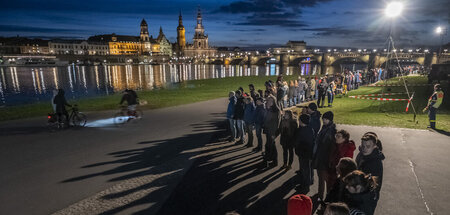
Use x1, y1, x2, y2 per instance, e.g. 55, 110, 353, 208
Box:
328, 129, 356, 188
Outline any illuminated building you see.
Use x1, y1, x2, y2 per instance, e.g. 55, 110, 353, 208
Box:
156, 27, 172, 56
49, 40, 109, 55
140, 19, 151, 55
175, 11, 186, 56
89, 34, 140, 55
184, 7, 217, 57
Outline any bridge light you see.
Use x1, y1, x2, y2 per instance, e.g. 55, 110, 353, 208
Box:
344, 49, 347, 52
363, 49, 367, 52
385, 2, 403, 18
373, 49, 377, 52
276, 50, 280, 54
302, 49, 306, 53
436, 26, 443, 34
400, 49, 403, 52
358, 49, 361, 53
333, 49, 337, 52
444, 49, 448, 52
348, 49, 351, 52
416, 49, 420, 52
424, 49, 429, 53
408, 49, 412, 53
393, 49, 397, 52
327, 49, 331, 52
384, 49, 387, 52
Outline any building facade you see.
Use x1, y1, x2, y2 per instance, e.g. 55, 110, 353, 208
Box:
49, 40, 109, 55
175, 11, 186, 56
157, 27, 172, 56
140, 19, 152, 55
183, 8, 217, 57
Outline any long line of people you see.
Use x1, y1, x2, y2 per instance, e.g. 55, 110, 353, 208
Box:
226, 75, 385, 215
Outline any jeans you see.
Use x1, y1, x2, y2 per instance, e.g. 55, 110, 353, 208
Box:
236, 119, 245, 142
228, 118, 237, 139
327, 92, 334, 106
245, 123, 254, 146
255, 124, 263, 149
315, 90, 319, 100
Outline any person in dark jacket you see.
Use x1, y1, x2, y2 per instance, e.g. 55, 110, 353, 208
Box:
317, 79, 328, 108
244, 97, 256, 147
248, 84, 258, 102
295, 114, 315, 194
263, 95, 281, 167
343, 170, 380, 215
356, 133, 385, 191
280, 110, 298, 170
234, 90, 246, 145
253, 97, 266, 152
307, 103, 322, 137
227, 91, 237, 142
53, 89, 71, 124
313, 111, 337, 200
120, 89, 139, 116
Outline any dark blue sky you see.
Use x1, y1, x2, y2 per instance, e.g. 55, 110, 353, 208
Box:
1, 0, 448, 48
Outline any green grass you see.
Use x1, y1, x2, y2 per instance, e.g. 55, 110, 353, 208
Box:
1, 75, 448, 131
309, 76, 450, 131
0, 75, 293, 122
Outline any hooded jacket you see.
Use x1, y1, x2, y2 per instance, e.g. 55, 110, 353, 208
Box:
356, 148, 385, 190
329, 140, 356, 169
344, 188, 378, 215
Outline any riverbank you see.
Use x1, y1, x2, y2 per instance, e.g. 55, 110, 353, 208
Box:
1, 75, 448, 131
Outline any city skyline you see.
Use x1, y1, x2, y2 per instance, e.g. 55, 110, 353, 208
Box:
1, 0, 448, 48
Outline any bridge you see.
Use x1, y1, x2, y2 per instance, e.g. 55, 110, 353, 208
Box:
200, 51, 449, 73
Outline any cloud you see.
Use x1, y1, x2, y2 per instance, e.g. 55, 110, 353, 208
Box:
232, 29, 267, 32
0, 25, 87, 34
215, 0, 332, 27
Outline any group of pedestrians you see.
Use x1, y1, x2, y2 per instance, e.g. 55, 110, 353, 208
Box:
226, 75, 386, 215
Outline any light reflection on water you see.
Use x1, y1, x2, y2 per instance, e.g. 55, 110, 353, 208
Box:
0, 63, 324, 106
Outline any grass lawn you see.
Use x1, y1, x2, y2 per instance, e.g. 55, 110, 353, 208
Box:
303, 76, 449, 131
1, 75, 448, 132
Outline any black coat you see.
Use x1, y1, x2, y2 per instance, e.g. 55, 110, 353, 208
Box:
309, 111, 321, 137
280, 119, 298, 148
294, 125, 315, 159
233, 97, 245, 120
313, 122, 337, 170
356, 148, 385, 190
53, 94, 70, 113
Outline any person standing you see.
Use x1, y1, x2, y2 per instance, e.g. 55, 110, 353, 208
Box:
356, 133, 385, 192
280, 110, 298, 170
307, 103, 321, 137
263, 95, 281, 167
234, 91, 246, 145
243, 97, 256, 148
226, 91, 237, 142
313, 111, 337, 200
253, 97, 266, 152
248, 84, 258, 102
295, 114, 315, 194
310, 77, 316, 101
424, 84, 444, 129
327, 81, 335, 107
317, 79, 328, 108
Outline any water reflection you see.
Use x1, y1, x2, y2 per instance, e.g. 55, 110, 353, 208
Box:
0, 63, 329, 106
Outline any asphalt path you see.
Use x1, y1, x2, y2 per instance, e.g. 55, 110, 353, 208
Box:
0, 98, 228, 215
1, 98, 449, 215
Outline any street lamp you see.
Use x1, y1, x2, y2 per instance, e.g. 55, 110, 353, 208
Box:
385, 2, 403, 18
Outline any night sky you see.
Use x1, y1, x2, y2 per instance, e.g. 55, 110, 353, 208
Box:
1, 0, 448, 48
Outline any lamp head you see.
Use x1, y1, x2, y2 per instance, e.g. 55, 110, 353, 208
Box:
385, 2, 403, 18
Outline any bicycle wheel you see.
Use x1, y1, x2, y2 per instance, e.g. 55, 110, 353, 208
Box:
72, 113, 87, 127
114, 112, 128, 126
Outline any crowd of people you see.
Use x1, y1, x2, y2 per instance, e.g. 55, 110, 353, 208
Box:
226, 74, 386, 215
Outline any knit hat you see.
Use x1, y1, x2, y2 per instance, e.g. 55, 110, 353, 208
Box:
299, 114, 310, 125
287, 194, 312, 215
322, 111, 334, 121
308, 103, 318, 111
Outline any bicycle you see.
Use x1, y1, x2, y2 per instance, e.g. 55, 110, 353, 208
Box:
47, 104, 87, 131
114, 105, 143, 126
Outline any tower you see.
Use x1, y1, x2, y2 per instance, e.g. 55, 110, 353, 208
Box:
140, 19, 151, 54
193, 7, 208, 49
177, 11, 186, 52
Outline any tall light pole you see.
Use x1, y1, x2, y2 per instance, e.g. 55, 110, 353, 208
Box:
384, 2, 403, 79
436, 26, 447, 62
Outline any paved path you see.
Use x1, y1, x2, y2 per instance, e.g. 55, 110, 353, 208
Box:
1, 98, 449, 215
0, 98, 228, 215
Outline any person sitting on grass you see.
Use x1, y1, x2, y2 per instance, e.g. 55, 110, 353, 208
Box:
280, 110, 298, 170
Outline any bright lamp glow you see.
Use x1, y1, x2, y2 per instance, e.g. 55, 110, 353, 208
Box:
436, 27, 442, 34
385, 2, 403, 18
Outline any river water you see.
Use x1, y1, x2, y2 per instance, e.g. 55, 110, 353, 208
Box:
0, 63, 365, 106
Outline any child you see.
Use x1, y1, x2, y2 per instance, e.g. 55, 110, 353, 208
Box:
324, 202, 350, 215
280, 110, 298, 170
325, 157, 357, 204
343, 170, 379, 215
